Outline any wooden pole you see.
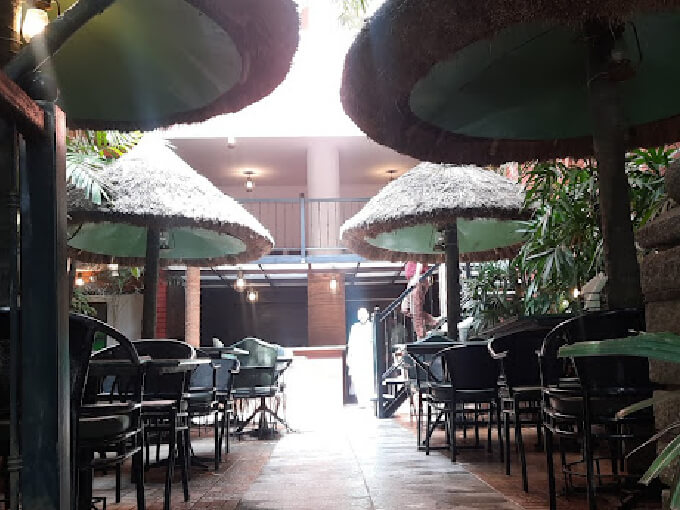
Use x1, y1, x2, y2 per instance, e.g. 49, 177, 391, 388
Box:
445, 225, 460, 340
586, 20, 643, 310
141, 227, 160, 338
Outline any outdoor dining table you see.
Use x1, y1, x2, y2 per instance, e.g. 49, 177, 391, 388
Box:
202, 346, 250, 358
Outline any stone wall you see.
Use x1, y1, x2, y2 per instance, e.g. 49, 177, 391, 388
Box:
638, 161, 680, 487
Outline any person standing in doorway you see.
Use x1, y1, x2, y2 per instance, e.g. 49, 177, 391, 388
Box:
346, 307, 375, 408
404, 261, 438, 339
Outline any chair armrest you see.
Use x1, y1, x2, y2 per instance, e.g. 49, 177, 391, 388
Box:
81, 402, 141, 417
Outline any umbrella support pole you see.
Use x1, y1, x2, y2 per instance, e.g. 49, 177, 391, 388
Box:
142, 227, 160, 339
585, 19, 642, 310
445, 225, 460, 341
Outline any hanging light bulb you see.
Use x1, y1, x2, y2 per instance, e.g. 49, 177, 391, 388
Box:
22, 4, 50, 42
75, 277, 85, 287
329, 277, 338, 292
247, 289, 258, 302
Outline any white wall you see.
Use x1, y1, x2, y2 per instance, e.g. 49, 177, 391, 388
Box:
87, 294, 143, 341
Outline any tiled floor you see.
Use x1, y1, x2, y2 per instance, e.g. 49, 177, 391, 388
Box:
98, 408, 523, 510
95, 406, 660, 510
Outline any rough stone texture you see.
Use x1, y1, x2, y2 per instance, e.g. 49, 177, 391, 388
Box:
637, 208, 680, 251
641, 246, 680, 303
667, 160, 680, 203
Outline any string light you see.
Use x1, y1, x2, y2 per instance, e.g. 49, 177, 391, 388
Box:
247, 289, 258, 303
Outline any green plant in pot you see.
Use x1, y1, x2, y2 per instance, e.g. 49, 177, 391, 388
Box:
559, 333, 680, 508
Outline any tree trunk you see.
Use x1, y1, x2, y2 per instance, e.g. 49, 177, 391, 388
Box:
141, 227, 160, 338
445, 225, 460, 340
586, 20, 643, 310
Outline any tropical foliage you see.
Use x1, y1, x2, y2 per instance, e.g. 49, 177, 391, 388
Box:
558, 333, 680, 509
66, 130, 141, 205
335, 0, 373, 27
464, 147, 674, 329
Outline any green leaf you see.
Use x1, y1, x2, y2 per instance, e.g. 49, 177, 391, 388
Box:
558, 332, 680, 363
616, 391, 680, 419
640, 433, 680, 485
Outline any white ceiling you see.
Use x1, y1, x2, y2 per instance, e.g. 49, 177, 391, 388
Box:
169, 136, 417, 189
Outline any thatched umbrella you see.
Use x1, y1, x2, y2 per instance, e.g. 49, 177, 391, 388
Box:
68, 136, 273, 337
340, 163, 530, 339
6, 0, 300, 130
341, 0, 680, 310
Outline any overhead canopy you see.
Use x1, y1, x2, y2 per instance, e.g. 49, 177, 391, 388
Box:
41, 0, 299, 130
341, 0, 680, 164
340, 163, 530, 263
67, 137, 273, 265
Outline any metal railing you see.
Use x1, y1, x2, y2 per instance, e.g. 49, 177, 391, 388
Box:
239, 194, 368, 257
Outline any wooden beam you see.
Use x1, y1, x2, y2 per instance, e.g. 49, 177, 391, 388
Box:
0, 71, 44, 135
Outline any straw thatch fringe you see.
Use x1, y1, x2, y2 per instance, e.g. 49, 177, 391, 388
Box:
340, 163, 529, 261
66, 0, 299, 130
68, 137, 273, 265
341, 0, 680, 165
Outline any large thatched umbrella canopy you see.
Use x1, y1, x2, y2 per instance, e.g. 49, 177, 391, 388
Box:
8, 0, 299, 130
341, 163, 530, 339
341, 0, 680, 310
68, 136, 273, 336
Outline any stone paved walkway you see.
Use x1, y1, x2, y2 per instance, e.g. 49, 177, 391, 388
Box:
236, 408, 524, 510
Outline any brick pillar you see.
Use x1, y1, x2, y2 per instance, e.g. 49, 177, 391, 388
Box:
156, 270, 168, 338
307, 272, 346, 346
185, 267, 201, 347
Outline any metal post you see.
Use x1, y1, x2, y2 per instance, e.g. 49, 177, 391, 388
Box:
372, 306, 386, 418
20, 103, 70, 510
142, 226, 160, 338
445, 225, 461, 341
299, 193, 306, 261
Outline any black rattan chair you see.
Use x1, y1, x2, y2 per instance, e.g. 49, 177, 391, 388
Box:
216, 356, 240, 459
187, 349, 219, 471
540, 309, 653, 510
424, 344, 502, 462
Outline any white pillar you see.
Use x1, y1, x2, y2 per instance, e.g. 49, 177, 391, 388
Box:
306, 142, 341, 250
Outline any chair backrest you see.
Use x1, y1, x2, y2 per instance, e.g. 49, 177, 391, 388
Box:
489, 330, 547, 388
132, 339, 195, 399
539, 309, 645, 388
86, 319, 143, 405
439, 344, 498, 390
232, 337, 278, 389
215, 356, 240, 394
190, 349, 215, 390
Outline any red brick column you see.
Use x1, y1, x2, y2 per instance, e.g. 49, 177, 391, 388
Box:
185, 267, 201, 347
307, 272, 346, 346
156, 269, 168, 338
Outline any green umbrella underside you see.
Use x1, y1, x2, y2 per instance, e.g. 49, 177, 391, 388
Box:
340, 163, 531, 263
43, 0, 299, 130
67, 137, 273, 266
341, 0, 680, 165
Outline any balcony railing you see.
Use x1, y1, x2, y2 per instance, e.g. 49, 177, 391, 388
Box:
239, 195, 368, 259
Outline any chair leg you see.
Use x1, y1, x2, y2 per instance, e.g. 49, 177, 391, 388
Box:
504, 411, 511, 476
583, 407, 597, 510
214, 410, 220, 471
133, 448, 145, 510
164, 421, 177, 510
449, 404, 456, 463
545, 425, 557, 510
516, 409, 528, 492
115, 464, 121, 503
496, 399, 504, 462
417, 390, 423, 449
473, 403, 480, 447
487, 404, 492, 453
178, 429, 190, 503
425, 403, 432, 456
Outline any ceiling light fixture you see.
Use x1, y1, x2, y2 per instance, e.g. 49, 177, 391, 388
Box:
386, 169, 397, 182
247, 289, 258, 302
244, 170, 254, 192
235, 272, 246, 291
227, 135, 236, 149
329, 277, 338, 292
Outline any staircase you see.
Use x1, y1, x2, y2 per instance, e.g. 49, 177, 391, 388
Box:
372, 265, 437, 419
